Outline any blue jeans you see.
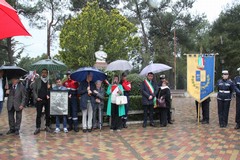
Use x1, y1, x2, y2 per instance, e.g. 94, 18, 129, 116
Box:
0, 101, 3, 114
56, 115, 67, 128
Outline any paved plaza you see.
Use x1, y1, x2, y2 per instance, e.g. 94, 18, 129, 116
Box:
0, 97, 239, 160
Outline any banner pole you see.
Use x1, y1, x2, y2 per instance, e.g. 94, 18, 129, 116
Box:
198, 102, 201, 125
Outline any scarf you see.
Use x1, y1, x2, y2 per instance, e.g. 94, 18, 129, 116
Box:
41, 76, 48, 83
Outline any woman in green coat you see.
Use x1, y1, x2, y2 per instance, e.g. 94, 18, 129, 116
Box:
106, 75, 125, 131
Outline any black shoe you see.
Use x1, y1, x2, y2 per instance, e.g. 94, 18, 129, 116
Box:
123, 123, 128, 128
160, 124, 167, 127
45, 126, 52, 133
74, 128, 79, 132
15, 130, 19, 135
82, 129, 87, 133
142, 123, 147, 128
0, 133, 3, 136
168, 121, 173, 124
234, 124, 240, 129
34, 128, 40, 135
150, 123, 155, 127
68, 126, 73, 131
87, 129, 92, 132
201, 121, 209, 124
7, 129, 15, 135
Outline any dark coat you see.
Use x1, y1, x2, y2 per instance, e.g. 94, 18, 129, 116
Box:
157, 86, 171, 108
32, 78, 51, 104
234, 76, 240, 96
92, 87, 105, 109
141, 79, 158, 105
216, 79, 234, 101
7, 83, 26, 111
78, 80, 95, 110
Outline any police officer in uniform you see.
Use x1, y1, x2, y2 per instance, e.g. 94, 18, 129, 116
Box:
63, 71, 79, 132
216, 70, 234, 128
233, 70, 240, 129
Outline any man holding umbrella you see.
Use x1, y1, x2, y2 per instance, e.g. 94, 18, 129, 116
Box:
32, 68, 52, 135
6, 76, 26, 135
78, 72, 95, 133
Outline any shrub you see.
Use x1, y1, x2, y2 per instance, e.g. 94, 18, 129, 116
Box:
126, 73, 144, 96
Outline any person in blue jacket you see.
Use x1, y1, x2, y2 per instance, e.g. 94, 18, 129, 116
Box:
233, 71, 240, 129
216, 70, 235, 128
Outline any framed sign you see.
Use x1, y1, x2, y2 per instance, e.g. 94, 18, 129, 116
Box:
50, 90, 68, 115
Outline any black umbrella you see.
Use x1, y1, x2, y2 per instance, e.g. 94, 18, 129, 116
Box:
0, 65, 28, 79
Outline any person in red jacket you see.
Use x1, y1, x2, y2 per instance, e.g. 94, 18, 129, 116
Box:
120, 72, 131, 128
63, 71, 79, 132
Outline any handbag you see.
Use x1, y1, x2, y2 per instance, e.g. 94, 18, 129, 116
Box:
157, 96, 166, 108
116, 95, 128, 105
156, 88, 167, 108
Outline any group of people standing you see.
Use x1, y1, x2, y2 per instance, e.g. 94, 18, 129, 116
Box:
1, 67, 240, 136
141, 72, 173, 128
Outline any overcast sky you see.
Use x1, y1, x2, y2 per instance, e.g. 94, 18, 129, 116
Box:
15, 0, 236, 58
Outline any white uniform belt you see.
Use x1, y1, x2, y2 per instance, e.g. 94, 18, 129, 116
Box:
219, 90, 230, 93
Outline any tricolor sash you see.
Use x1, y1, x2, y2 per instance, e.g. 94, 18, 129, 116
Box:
144, 79, 156, 106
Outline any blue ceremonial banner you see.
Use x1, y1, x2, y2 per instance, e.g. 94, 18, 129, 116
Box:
187, 54, 215, 102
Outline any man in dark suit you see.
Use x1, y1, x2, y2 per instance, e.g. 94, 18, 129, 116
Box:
6, 76, 26, 135
32, 69, 52, 135
141, 72, 158, 128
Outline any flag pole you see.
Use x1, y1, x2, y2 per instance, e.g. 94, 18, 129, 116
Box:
198, 102, 201, 125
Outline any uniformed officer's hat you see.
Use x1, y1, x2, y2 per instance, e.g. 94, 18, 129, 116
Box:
160, 74, 165, 79
222, 70, 229, 75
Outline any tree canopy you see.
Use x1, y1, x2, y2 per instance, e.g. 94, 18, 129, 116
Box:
209, 4, 240, 79
59, 1, 140, 69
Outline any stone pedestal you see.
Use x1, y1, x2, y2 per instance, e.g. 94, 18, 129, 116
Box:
94, 62, 108, 70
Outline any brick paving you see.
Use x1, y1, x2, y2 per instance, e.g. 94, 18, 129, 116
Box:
0, 97, 239, 160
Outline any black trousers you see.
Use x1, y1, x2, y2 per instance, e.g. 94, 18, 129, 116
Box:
196, 101, 210, 122
111, 103, 122, 130
143, 105, 154, 124
167, 108, 171, 122
35, 99, 50, 128
122, 92, 130, 121
236, 96, 240, 124
217, 100, 230, 126
8, 107, 22, 131
159, 108, 168, 126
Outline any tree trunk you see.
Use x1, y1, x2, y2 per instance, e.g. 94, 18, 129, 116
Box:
7, 38, 14, 65
134, 0, 150, 66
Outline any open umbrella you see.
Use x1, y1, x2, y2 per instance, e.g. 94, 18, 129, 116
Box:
106, 60, 133, 71
70, 67, 107, 82
0, 0, 31, 39
140, 63, 172, 76
31, 59, 67, 72
0, 65, 28, 79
